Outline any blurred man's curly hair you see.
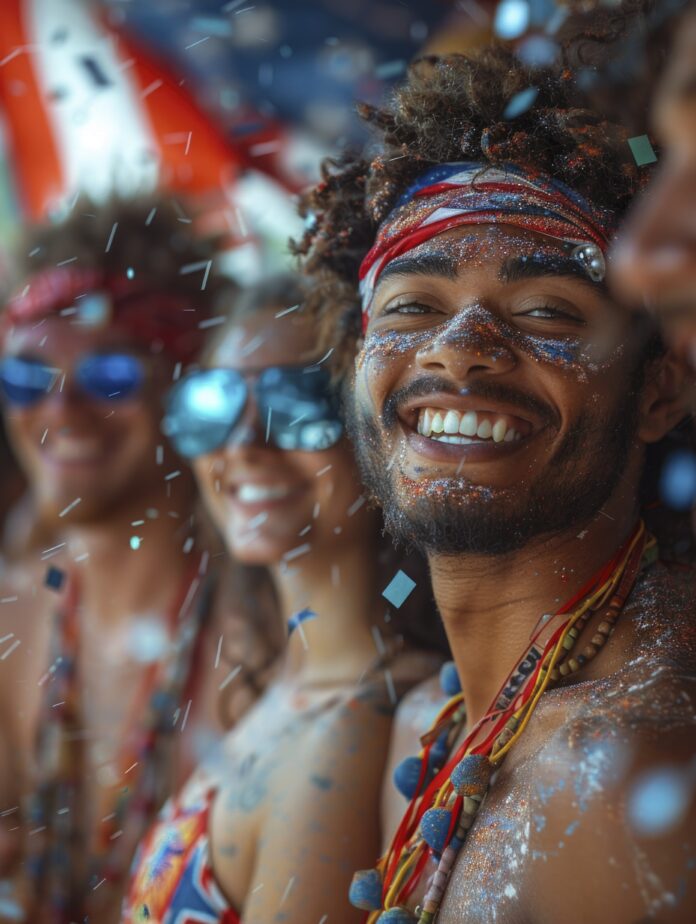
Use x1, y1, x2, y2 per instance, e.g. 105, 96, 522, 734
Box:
292, 46, 649, 378
9, 193, 227, 307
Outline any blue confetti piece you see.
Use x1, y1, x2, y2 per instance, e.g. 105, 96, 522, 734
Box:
44, 566, 65, 591
628, 766, 690, 836
375, 59, 407, 80
382, 570, 416, 608
288, 608, 317, 635
503, 86, 538, 120
660, 451, 696, 509
628, 135, 658, 167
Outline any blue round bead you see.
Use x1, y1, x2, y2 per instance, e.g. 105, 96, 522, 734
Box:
377, 909, 419, 923
439, 660, 462, 696
393, 754, 427, 800
450, 754, 492, 797
427, 732, 449, 773
420, 806, 453, 853
349, 868, 383, 911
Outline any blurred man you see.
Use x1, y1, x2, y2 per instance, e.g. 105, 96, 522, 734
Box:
0, 198, 280, 923
611, 0, 696, 368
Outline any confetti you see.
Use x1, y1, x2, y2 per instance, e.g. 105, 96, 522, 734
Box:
288, 608, 317, 635
58, 498, 82, 518
628, 135, 658, 167
283, 543, 311, 562
382, 570, 416, 608
219, 665, 242, 690
376, 60, 406, 80
1, 639, 21, 660
503, 86, 538, 120
274, 303, 300, 318
45, 567, 65, 592
104, 222, 118, 253
494, 0, 530, 40
660, 451, 696, 509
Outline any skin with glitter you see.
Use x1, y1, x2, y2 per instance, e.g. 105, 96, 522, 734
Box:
348, 219, 696, 922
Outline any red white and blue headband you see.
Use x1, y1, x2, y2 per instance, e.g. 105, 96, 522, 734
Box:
358, 162, 615, 331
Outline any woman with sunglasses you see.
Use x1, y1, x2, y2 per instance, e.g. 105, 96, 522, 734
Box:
122, 275, 446, 924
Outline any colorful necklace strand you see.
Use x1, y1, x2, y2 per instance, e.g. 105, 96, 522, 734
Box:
349, 522, 654, 922
25, 555, 213, 924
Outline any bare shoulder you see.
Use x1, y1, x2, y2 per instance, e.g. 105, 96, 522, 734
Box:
517, 565, 696, 924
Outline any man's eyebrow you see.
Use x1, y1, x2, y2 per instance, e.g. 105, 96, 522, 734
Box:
499, 254, 602, 290
375, 253, 460, 289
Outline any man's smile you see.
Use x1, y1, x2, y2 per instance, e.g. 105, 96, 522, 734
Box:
394, 389, 549, 464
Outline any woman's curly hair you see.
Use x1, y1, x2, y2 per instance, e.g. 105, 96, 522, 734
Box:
292, 45, 649, 378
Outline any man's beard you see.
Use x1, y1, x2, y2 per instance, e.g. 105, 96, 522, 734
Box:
345, 380, 640, 556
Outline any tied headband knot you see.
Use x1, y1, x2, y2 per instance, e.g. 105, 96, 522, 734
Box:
358, 162, 614, 332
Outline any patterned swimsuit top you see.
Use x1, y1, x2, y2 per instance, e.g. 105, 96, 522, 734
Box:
123, 785, 239, 924
123, 642, 418, 924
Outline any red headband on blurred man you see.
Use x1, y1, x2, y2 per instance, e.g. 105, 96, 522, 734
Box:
1, 266, 210, 364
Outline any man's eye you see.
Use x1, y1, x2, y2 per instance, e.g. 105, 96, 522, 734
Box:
382, 301, 431, 316
517, 306, 583, 322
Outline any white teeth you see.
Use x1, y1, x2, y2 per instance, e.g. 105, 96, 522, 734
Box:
492, 419, 507, 443
237, 484, 292, 504
443, 410, 460, 434
476, 419, 493, 439
416, 407, 525, 445
459, 411, 478, 436
432, 434, 476, 444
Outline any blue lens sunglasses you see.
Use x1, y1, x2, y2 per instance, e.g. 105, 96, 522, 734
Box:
0, 353, 146, 407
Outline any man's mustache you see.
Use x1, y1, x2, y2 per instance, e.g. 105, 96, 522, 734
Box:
382, 375, 560, 430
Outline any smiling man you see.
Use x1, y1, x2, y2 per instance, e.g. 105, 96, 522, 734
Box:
297, 48, 696, 923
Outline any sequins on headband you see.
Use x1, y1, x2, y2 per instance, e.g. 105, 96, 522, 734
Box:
358, 162, 614, 331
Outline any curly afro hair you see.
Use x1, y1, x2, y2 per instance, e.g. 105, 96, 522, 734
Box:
293, 45, 650, 378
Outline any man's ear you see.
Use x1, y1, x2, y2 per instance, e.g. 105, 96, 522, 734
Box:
637, 350, 694, 444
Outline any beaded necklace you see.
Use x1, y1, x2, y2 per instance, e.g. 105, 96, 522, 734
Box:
349, 522, 655, 923
25, 554, 213, 924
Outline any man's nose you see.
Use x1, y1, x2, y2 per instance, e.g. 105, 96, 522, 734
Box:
415, 304, 517, 379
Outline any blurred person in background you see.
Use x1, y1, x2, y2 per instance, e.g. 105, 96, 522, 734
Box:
561, 0, 696, 369
0, 421, 26, 556
122, 275, 448, 924
609, 0, 696, 367
557, 0, 696, 526
0, 198, 282, 924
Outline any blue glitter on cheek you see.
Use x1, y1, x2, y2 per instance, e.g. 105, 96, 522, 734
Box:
526, 336, 582, 366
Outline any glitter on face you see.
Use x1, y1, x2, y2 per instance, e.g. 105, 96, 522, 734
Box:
348, 226, 643, 554
358, 228, 626, 383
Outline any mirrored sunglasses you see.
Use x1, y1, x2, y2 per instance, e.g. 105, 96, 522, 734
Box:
162, 366, 344, 457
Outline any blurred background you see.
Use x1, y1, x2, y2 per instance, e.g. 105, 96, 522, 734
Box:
0, 0, 604, 542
